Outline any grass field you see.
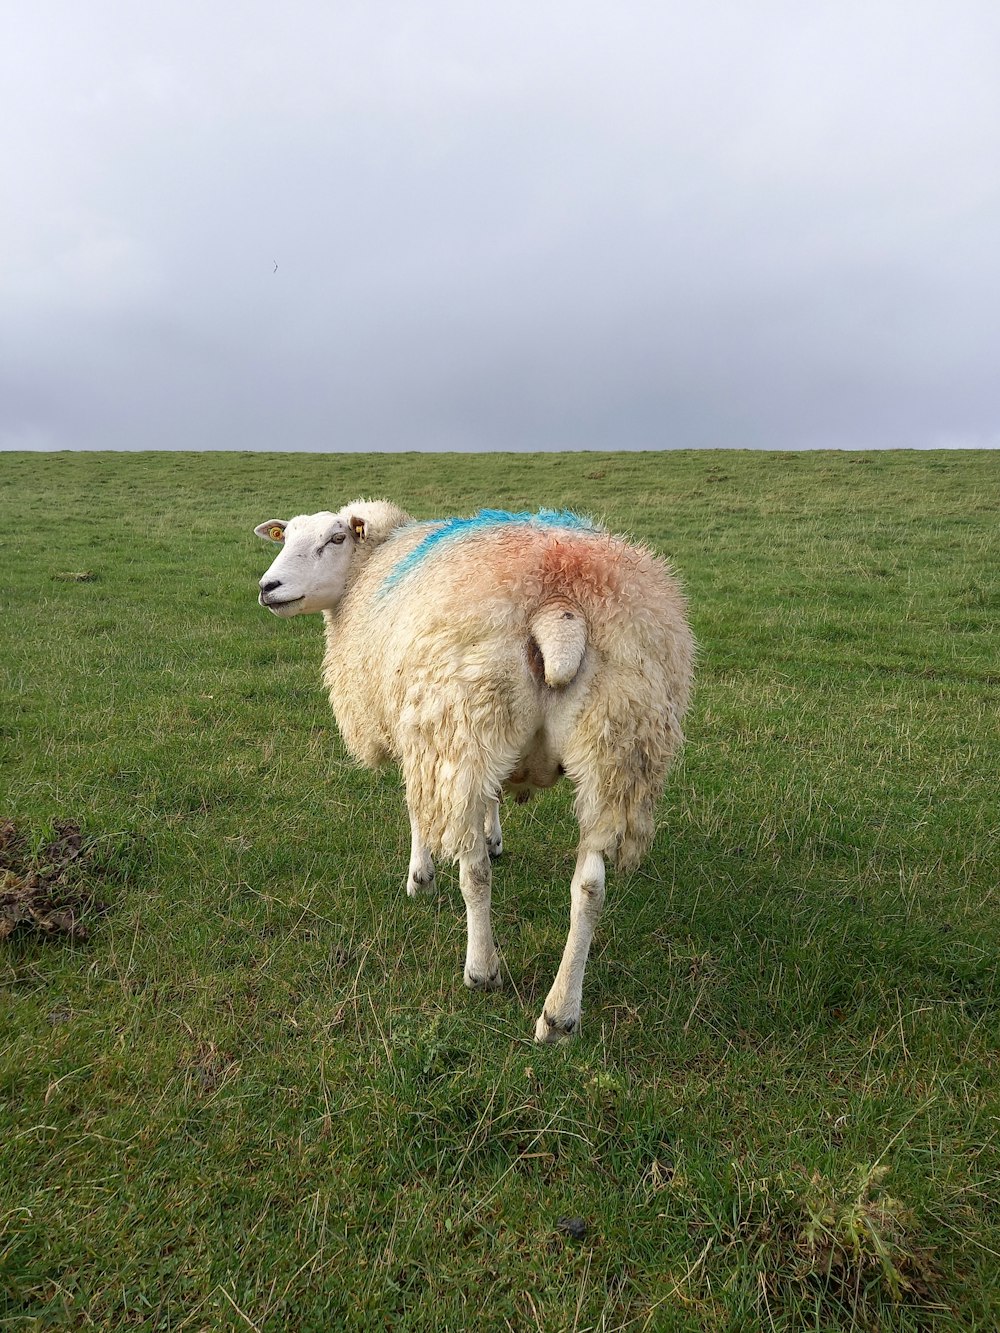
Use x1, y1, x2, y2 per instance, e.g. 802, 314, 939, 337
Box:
1, 449, 998, 1331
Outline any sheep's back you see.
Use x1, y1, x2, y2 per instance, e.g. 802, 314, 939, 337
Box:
323, 518, 693, 767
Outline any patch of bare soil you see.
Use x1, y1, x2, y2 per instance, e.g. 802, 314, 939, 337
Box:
0, 819, 108, 942
182, 1041, 241, 1095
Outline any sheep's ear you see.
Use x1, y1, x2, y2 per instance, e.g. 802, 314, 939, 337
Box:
348, 515, 368, 542
254, 520, 287, 543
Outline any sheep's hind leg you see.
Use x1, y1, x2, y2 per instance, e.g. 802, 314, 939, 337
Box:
485, 797, 503, 859
406, 807, 436, 898
461, 829, 501, 990
535, 848, 606, 1042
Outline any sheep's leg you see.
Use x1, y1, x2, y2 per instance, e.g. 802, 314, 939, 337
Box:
535, 848, 606, 1042
461, 831, 501, 990
485, 797, 503, 859
406, 807, 436, 898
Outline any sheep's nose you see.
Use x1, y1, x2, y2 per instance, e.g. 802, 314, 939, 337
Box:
260, 577, 282, 594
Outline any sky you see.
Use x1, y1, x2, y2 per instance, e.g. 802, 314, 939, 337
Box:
3, 2, 1000, 452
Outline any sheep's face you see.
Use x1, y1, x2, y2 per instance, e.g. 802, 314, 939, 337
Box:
255, 510, 367, 616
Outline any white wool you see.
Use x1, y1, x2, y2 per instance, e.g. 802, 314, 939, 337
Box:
256, 498, 695, 1042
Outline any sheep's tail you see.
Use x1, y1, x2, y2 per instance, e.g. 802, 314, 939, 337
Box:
528, 601, 588, 688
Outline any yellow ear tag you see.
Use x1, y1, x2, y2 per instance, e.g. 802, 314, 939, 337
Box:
351, 518, 366, 541
269, 526, 284, 542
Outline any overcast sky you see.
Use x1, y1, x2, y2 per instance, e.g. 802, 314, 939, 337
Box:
3, 2, 1000, 452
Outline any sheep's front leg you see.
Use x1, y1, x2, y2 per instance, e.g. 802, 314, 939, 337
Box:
461, 833, 501, 990
485, 797, 503, 859
406, 807, 436, 898
535, 848, 605, 1042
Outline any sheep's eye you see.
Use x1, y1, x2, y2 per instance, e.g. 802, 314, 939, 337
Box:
327, 533, 347, 546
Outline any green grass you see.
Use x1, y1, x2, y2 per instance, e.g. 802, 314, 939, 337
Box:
1, 448, 998, 1330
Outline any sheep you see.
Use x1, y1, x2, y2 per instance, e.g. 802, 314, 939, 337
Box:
255, 499, 694, 1042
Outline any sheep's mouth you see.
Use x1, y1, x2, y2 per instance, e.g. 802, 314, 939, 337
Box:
260, 593, 305, 611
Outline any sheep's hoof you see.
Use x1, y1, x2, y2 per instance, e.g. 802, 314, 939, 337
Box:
406, 869, 436, 898
464, 964, 502, 991
534, 1009, 581, 1043
486, 836, 503, 859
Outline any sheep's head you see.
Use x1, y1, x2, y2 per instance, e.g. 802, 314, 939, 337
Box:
254, 499, 411, 616
255, 509, 369, 616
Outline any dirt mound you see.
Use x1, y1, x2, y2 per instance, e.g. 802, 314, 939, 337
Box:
0, 819, 108, 942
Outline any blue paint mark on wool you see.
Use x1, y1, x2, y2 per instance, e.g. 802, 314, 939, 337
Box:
380, 508, 600, 595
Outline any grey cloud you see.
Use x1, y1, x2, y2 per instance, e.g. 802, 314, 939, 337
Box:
3, 2, 1000, 451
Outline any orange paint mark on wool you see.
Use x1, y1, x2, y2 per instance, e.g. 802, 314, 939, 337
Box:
537, 532, 633, 606
416, 523, 643, 616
